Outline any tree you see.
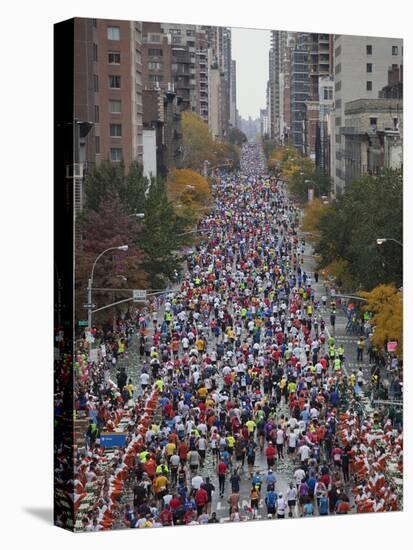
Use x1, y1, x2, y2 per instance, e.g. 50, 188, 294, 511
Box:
84, 160, 148, 214
75, 195, 147, 325
314, 170, 402, 291
181, 112, 239, 172
301, 199, 330, 239
213, 141, 240, 171
228, 127, 247, 147
82, 161, 194, 290
167, 169, 211, 218
181, 112, 216, 170
138, 178, 190, 288
359, 284, 403, 357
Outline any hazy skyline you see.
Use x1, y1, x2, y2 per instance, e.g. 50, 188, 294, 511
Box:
231, 27, 270, 120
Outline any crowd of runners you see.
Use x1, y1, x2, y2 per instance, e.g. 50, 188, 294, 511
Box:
55, 143, 403, 531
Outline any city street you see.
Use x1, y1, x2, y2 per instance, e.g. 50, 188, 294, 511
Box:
66, 142, 402, 532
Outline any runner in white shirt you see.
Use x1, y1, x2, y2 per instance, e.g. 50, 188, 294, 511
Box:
297, 444, 310, 465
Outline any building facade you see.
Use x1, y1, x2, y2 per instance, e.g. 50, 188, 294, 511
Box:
141, 22, 173, 91
316, 75, 334, 176
331, 35, 403, 193
94, 19, 143, 167
342, 98, 403, 185
260, 108, 269, 137
204, 25, 233, 140
230, 59, 237, 127
268, 30, 288, 142
291, 33, 310, 155
73, 18, 143, 215
305, 33, 333, 159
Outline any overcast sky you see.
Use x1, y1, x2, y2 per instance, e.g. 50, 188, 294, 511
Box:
231, 27, 270, 120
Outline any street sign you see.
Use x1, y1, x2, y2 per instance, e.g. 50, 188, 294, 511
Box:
78, 320, 88, 326
133, 289, 147, 302
83, 303, 96, 309
99, 432, 128, 447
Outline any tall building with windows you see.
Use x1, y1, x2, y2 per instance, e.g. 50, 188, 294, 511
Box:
94, 19, 143, 167
72, 18, 143, 216
316, 75, 334, 176
159, 23, 210, 122
305, 33, 333, 160
195, 29, 209, 123
260, 108, 269, 137
331, 35, 403, 194
141, 22, 173, 91
268, 30, 288, 141
230, 60, 237, 127
204, 25, 232, 139
291, 33, 310, 155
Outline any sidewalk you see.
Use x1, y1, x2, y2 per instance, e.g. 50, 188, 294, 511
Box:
300, 238, 371, 379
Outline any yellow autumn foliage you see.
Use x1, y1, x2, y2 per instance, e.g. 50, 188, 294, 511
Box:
359, 284, 403, 357
302, 199, 330, 241
167, 169, 211, 217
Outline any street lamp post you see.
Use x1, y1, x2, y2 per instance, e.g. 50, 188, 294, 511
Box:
376, 238, 403, 247
87, 245, 129, 330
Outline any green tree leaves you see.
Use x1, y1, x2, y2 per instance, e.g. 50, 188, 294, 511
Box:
315, 170, 402, 291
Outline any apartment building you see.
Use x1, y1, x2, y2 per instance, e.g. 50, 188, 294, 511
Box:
342, 98, 403, 184
291, 33, 310, 155
141, 22, 173, 91
331, 35, 403, 193
92, 19, 143, 167
268, 30, 288, 142
305, 33, 333, 159
316, 75, 334, 176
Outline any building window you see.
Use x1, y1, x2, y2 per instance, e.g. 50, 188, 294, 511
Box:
370, 117, 377, 126
94, 105, 99, 122
148, 48, 163, 56
393, 117, 399, 129
366, 44, 372, 55
148, 33, 161, 43
110, 124, 122, 137
93, 43, 98, 62
108, 51, 121, 64
366, 63, 372, 72
109, 99, 122, 113
95, 135, 100, 154
335, 80, 341, 92
107, 26, 120, 40
110, 148, 122, 161
335, 45, 341, 58
109, 75, 121, 89
392, 45, 398, 55
335, 63, 341, 74
148, 61, 163, 70
335, 98, 341, 109
149, 74, 163, 83
323, 87, 333, 100
93, 74, 99, 92
366, 80, 372, 91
